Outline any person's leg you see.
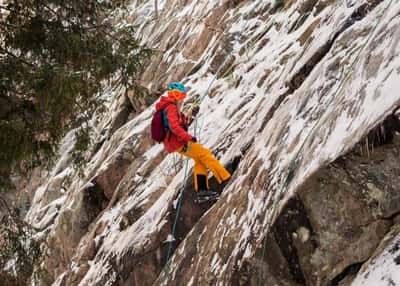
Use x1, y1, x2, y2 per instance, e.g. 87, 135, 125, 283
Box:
193, 160, 209, 191
180, 142, 231, 184
178, 147, 208, 192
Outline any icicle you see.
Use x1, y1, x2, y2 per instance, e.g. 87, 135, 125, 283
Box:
154, 0, 158, 18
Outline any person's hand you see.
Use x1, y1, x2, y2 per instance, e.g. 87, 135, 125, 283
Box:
191, 136, 197, 143
192, 105, 200, 117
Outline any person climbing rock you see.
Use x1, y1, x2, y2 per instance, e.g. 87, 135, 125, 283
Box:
154, 82, 231, 203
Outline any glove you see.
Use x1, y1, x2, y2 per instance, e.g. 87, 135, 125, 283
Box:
192, 105, 200, 117
191, 136, 197, 143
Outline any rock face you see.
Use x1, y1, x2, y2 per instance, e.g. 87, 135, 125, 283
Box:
259, 128, 400, 286
21, 0, 400, 285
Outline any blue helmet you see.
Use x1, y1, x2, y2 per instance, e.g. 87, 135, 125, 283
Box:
167, 82, 187, 93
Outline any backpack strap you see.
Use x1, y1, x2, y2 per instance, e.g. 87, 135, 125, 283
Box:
161, 109, 172, 141
161, 110, 169, 129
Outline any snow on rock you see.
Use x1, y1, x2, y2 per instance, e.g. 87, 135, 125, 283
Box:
351, 226, 400, 286
154, 0, 400, 285
21, 0, 400, 285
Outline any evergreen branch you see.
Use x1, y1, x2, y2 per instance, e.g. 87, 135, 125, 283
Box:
0, 4, 35, 20
41, 3, 81, 30
0, 0, 150, 186
0, 4, 13, 13
0, 47, 35, 68
41, 2, 113, 32
0, 196, 11, 213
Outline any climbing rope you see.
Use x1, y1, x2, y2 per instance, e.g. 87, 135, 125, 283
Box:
189, 19, 274, 137
161, 5, 280, 284
162, 158, 190, 286
161, 42, 238, 285
256, 0, 394, 284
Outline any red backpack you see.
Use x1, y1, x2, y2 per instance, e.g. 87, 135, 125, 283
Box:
151, 109, 168, 143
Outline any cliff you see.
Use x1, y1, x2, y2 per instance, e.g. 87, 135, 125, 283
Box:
22, 0, 400, 285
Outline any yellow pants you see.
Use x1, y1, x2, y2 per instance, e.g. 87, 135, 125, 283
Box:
178, 142, 231, 191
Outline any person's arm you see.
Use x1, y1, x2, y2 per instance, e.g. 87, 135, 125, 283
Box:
183, 113, 193, 127
185, 105, 199, 126
165, 105, 193, 141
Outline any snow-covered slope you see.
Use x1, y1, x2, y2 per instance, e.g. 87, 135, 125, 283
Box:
352, 226, 400, 286
25, 0, 400, 285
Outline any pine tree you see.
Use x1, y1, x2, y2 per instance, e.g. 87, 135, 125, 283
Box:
0, 198, 42, 285
0, 0, 151, 186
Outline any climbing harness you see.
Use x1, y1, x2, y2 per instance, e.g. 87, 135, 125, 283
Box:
157, 0, 393, 283
256, 1, 394, 284
161, 5, 279, 284
161, 47, 236, 285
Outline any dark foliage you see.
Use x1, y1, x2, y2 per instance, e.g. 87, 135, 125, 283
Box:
0, 0, 151, 184
0, 198, 43, 285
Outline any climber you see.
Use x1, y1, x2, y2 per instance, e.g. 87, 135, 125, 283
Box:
154, 82, 231, 203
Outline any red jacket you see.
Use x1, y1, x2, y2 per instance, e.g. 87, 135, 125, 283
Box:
155, 96, 193, 153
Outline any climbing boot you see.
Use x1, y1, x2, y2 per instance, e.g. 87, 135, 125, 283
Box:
220, 177, 231, 190
196, 174, 208, 191
194, 174, 219, 203
195, 190, 219, 204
